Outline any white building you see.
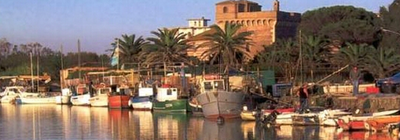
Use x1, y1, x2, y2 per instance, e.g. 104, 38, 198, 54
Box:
177, 17, 211, 38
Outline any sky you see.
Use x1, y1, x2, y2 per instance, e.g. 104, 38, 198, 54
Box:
0, 0, 394, 54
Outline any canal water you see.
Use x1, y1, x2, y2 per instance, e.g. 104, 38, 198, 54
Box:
0, 104, 397, 140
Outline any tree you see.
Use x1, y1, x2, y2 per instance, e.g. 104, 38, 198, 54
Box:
111, 34, 147, 66
299, 6, 380, 46
379, 0, 400, 52
141, 28, 191, 67
365, 47, 400, 78
333, 43, 374, 68
197, 23, 252, 72
0, 38, 12, 57
301, 35, 328, 74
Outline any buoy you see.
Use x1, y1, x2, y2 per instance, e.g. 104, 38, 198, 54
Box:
217, 116, 224, 125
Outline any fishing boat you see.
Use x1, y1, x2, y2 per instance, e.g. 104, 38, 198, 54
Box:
108, 86, 131, 109
70, 94, 91, 106
241, 107, 295, 121
129, 87, 153, 111
89, 86, 110, 107
19, 95, 56, 104
109, 95, 130, 109
292, 113, 321, 126
261, 109, 351, 126
337, 109, 400, 131
318, 109, 352, 126
365, 115, 400, 132
0, 86, 39, 104
70, 84, 91, 106
196, 78, 245, 119
152, 87, 188, 113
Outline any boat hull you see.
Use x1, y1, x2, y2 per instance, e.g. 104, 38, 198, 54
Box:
89, 96, 108, 107
130, 96, 153, 111
55, 95, 70, 104
153, 99, 188, 113
70, 94, 91, 106
292, 113, 320, 126
337, 119, 367, 131
188, 99, 202, 115
196, 91, 245, 119
366, 115, 400, 132
108, 95, 130, 109
1, 95, 18, 103
20, 97, 56, 104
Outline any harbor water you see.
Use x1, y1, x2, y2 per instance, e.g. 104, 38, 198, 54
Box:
0, 104, 397, 140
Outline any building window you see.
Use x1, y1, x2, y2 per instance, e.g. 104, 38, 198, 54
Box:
238, 4, 245, 12
223, 7, 228, 13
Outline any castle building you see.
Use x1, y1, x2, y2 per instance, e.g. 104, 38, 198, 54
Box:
215, 0, 301, 56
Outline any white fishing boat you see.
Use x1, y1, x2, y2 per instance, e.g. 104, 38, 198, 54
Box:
318, 109, 352, 126
70, 94, 91, 106
196, 78, 245, 119
19, 95, 57, 104
129, 87, 153, 111
0, 86, 39, 103
70, 84, 91, 106
152, 87, 188, 112
89, 87, 110, 107
264, 109, 352, 126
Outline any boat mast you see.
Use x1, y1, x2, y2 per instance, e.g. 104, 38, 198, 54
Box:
78, 39, 81, 80
30, 52, 34, 91
299, 30, 303, 85
36, 45, 40, 92
60, 45, 64, 89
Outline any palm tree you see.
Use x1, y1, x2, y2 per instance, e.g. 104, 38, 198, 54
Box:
197, 23, 252, 73
301, 35, 328, 82
366, 47, 400, 78
255, 44, 279, 70
111, 34, 147, 67
140, 28, 191, 68
333, 43, 374, 67
275, 38, 299, 82
197, 23, 252, 91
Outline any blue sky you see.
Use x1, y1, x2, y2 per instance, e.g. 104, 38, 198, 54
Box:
0, 0, 394, 54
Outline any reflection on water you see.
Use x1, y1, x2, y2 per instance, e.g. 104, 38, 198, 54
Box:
201, 118, 243, 140
0, 104, 399, 140
337, 131, 398, 140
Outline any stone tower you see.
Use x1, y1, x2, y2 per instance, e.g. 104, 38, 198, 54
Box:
215, 0, 300, 57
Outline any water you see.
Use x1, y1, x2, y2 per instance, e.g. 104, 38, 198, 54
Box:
0, 104, 397, 140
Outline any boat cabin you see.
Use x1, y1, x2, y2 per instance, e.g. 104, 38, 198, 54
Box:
155, 88, 178, 101
203, 79, 225, 92
1, 86, 25, 96
95, 87, 111, 96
